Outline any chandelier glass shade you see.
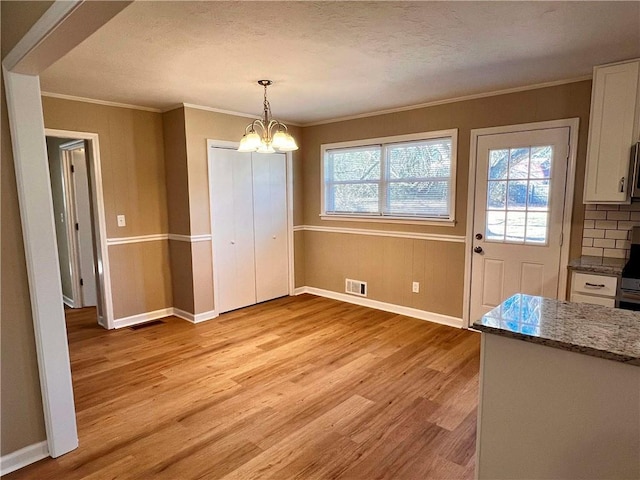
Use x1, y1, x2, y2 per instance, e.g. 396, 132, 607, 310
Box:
238, 80, 298, 154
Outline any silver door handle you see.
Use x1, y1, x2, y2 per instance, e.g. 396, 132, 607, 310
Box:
620, 177, 625, 193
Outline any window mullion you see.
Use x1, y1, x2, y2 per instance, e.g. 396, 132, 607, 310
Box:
380, 144, 388, 216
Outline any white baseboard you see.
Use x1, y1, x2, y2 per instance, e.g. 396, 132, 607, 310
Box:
113, 308, 174, 329
62, 295, 75, 308
173, 308, 218, 323
294, 286, 463, 328
0, 441, 48, 476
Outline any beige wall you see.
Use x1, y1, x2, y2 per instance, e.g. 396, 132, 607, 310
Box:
163, 107, 190, 235
301, 81, 592, 317
109, 242, 173, 319
42, 97, 173, 319
1, 0, 55, 457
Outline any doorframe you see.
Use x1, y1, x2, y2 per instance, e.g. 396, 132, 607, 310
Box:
463, 118, 580, 328
47, 129, 114, 329
206, 139, 296, 315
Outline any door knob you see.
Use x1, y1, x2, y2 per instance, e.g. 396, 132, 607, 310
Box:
474, 246, 483, 254
475, 233, 483, 240
230, 240, 235, 245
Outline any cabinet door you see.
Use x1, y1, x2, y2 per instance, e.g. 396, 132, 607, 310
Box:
252, 153, 289, 303
210, 148, 257, 313
584, 60, 640, 203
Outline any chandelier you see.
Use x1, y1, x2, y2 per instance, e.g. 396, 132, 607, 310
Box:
238, 80, 298, 154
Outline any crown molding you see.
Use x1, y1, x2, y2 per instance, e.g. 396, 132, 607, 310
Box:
300, 75, 593, 127
178, 102, 302, 126
42, 75, 591, 127
40, 91, 162, 112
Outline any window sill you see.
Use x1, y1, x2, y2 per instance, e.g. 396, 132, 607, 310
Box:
319, 214, 456, 227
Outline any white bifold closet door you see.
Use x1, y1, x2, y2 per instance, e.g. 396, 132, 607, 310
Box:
210, 148, 288, 314
252, 153, 289, 303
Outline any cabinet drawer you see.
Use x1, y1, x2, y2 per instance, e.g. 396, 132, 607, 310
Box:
570, 292, 616, 308
572, 272, 617, 297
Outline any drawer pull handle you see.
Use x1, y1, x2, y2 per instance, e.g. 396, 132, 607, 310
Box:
585, 282, 606, 289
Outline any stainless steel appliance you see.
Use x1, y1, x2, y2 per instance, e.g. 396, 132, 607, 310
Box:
619, 226, 640, 309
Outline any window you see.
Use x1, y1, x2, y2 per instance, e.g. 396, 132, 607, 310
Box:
322, 130, 457, 223
486, 145, 553, 245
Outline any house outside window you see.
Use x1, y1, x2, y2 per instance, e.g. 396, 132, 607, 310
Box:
321, 130, 458, 224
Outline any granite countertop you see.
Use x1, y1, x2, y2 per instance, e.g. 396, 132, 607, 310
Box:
568, 255, 626, 275
473, 294, 640, 366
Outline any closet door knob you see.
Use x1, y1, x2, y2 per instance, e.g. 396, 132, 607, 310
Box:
230, 240, 235, 245
272, 235, 276, 239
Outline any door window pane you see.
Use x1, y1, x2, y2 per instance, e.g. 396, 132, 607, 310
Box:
485, 145, 553, 245
528, 180, 550, 210
526, 212, 548, 244
530, 146, 552, 179
507, 180, 528, 210
487, 211, 506, 241
487, 181, 507, 210
506, 211, 526, 241
489, 149, 508, 180
508, 148, 530, 179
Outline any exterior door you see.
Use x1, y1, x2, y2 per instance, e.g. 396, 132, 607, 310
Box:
469, 127, 570, 323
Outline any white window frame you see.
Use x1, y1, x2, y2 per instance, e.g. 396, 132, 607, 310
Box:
320, 129, 458, 225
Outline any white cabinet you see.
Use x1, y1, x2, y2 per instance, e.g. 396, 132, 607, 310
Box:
569, 271, 617, 307
209, 147, 289, 314
584, 59, 640, 203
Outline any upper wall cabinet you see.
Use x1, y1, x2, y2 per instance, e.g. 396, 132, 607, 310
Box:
584, 59, 640, 204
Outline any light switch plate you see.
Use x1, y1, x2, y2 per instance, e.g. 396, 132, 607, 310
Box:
117, 214, 126, 227
412, 281, 420, 293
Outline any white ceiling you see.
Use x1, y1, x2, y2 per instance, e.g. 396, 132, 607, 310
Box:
40, 1, 640, 125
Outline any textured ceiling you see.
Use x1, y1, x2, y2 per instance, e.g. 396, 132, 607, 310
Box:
40, 1, 640, 124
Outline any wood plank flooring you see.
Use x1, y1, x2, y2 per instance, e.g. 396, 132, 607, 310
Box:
7, 294, 480, 479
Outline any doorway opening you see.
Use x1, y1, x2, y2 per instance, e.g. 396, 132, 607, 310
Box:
47, 137, 97, 310
45, 129, 114, 329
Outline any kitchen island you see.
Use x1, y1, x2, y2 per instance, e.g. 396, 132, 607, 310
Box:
473, 294, 640, 480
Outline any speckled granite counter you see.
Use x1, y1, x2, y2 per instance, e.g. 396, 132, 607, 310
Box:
473, 294, 640, 365
568, 255, 626, 275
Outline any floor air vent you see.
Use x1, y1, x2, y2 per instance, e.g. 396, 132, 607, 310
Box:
345, 278, 367, 297
130, 320, 165, 330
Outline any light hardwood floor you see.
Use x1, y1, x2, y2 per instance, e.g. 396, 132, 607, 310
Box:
7, 294, 480, 479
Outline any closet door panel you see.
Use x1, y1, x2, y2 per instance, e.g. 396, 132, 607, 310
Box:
210, 149, 256, 313
252, 153, 289, 302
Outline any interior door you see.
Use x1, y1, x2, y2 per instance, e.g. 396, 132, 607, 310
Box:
252, 153, 289, 303
70, 145, 97, 307
469, 127, 570, 323
210, 148, 257, 313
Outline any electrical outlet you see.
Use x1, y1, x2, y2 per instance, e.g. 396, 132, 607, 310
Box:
117, 214, 126, 227
412, 281, 420, 293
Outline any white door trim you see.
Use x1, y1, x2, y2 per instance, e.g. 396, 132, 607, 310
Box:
464, 118, 579, 328
207, 140, 295, 316
48, 129, 113, 327
3, 68, 79, 458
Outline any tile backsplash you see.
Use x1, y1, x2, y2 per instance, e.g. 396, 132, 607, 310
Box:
582, 203, 640, 258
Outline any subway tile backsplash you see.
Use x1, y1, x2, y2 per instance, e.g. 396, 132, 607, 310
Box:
581, 203, 640, 258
